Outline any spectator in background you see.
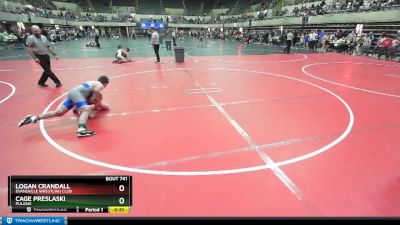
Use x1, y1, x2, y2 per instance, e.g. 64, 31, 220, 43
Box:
131, 28, 136, 39
359, 33, 372, 55
309, 30, 318, 51
335, 1, 341, 11
293, 7, 300, 16
321, 33, 330, 52
320, 0, 327, 8
304, 31, 310, 49
318, 30, 325, 47
388, 35, 399, 61
377, 34, 392, 59
368, 32, 376, 42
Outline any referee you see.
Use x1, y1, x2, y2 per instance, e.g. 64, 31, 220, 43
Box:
26, 25, 62, 88
284, 30, 294, 53
151, 27, 161, 63
94, 27, 100, 48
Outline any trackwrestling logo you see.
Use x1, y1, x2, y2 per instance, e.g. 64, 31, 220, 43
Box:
2, 217, 64, 225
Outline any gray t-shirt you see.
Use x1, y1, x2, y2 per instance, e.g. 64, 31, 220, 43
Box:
26, 35, 49, 55
151, 31, 160, 45
287, 32, 294, 41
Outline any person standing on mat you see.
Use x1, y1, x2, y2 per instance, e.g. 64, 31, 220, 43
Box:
94, 27, 100, 48
147, 29, 151, 42
151, 28, 161, 63
171, 29, 177, 46
284, 30, 294, 53
26, 25, 62, 88
18, 75, 110, 137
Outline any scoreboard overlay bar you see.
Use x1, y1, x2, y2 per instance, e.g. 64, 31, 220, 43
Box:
8, 176, 132, 214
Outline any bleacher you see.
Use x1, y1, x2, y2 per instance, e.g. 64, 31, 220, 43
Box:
91, 0, 111, 13
249, 22, 400, 38
184, 0, 202, 15
163, 0, 183, 9
76, 0, 268, 16
66, 0, 92, 12
112, 0, 135, 13
48, 0, 86, 12
5, 0, 27, 5
26, 0, 57, 10
113, 0, 134, 7
213, 0, 237, 12
281, 0, 400, 16
229, 0, 259, 15
201, 0, 215, 15
137, 0, 163, 14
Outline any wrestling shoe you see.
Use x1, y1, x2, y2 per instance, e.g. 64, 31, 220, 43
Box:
18, 115, 38, 127
77, 128, 96, 137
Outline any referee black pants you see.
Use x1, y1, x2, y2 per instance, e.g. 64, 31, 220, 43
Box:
35, 54, 61, 85
172, 37, 177, 46
95, 35, 100, 48
154, 44, 160, 62
284, 40, 292, 53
